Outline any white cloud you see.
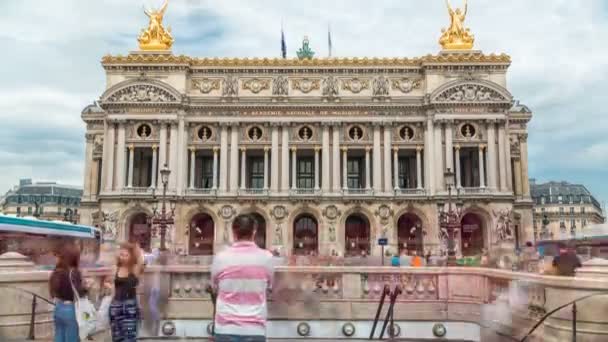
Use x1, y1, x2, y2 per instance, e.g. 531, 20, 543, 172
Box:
0, 0, 606, 200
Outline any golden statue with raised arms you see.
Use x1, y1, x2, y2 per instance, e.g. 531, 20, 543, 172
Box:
138, 0, 174, 51
439, 0, 475, 50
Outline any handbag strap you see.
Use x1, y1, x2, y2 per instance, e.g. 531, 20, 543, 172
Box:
68, 269, 81, 303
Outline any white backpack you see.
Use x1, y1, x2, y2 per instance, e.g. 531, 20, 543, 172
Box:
69, 269, 98, 339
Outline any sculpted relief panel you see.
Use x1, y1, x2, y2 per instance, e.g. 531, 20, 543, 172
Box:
435, 84, 508, 103
106, 84, 178, 103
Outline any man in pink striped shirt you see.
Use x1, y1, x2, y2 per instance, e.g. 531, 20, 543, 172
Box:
211, 215, 274, 342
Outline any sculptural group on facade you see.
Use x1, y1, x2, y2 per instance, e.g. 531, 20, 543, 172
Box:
439, 0, 475, 50
138, 0, 174, 50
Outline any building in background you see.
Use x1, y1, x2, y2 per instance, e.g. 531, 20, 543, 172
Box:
531, 179, 605, 241
0, 179, 82, 221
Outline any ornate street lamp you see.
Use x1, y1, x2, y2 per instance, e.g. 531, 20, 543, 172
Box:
150, 164, 176, 252
439, 168, 463, 266
541, 214, 550, 240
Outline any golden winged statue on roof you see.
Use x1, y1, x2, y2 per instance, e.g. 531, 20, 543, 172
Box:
138, 0, 174, 51
439, 0, 475, 50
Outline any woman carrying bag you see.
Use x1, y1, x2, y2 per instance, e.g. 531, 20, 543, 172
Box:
49, 242, 89, 342
108, 242, 145, 342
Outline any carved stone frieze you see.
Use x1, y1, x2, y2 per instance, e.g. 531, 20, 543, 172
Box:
392, 78, 422, 93
372, 76, 390, 97
107, 84, 178, 103
342, 78, 370, 94
436, 84, 507, 103
322, 76, 340, 97
291, 78, 320, 94
272, 76, 289, 96
222, 75, 239, 97
192, 78, 221, 94
242, 78, 270, 94
492, 209, 514, 243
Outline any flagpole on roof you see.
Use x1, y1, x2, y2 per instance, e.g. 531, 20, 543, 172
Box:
328, 23, 332, 58
281, 20, 287, 59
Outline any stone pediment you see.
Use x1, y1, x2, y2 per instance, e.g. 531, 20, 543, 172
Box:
431, 80, 512, 105
100, 78, 182, 106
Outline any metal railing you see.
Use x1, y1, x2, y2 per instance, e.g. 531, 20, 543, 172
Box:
0, 285, 55, 340
238, 188, 269, 196
369, 284, 402, 340
520, 292, 608, 342
394, 188, 426, 196
185, 188, 217, 196
343, 188, 374, 196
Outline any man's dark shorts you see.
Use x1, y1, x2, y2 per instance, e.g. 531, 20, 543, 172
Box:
214, 334, 266, 342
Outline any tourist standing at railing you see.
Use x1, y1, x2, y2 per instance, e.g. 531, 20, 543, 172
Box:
211, 214, 274, 342
49, 242, 88, 342
108, 243, 144, 342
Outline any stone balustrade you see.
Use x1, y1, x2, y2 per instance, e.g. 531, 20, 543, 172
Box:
0, 266, 607, 341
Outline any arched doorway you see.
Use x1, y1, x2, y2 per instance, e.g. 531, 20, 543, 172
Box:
189, 213, 215, 255
293, 214, 318, 255
397, 213, 423, 255
345, 214, 371, 257
460, 213, 484, 256
129, 213, 151, 252
233, 213, 266, 249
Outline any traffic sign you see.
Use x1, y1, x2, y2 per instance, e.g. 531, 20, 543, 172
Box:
378, 238, 388, 246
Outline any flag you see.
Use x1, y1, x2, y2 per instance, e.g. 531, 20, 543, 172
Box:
281, 23, 287, 59
328, 24, 333, 57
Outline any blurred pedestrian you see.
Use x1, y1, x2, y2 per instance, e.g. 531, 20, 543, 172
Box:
554, 244, 582, 276
49, 242, 87, 342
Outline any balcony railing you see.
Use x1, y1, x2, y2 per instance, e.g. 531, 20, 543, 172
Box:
343, 188, 374, 196
238, 188, 269, 196
394, 188, 427, 196
122, 187, 154, 195
185, 188, 217, 196
461, 187, 491, 195
290, 188, 321, 196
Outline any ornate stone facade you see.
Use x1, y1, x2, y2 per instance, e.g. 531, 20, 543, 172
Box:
80, 50, 533, 260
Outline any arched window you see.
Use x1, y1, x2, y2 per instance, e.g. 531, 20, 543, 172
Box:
397, 213, 423, 255
345, 214, 370, 257
189, 214, 215, 255
460, 213, 484, 256
129, 213, 151, 252
293, 215, 318, 255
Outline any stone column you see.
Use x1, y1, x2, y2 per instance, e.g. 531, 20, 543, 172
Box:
332, 125, 341, 192
240, 147, 247, 190
445, 122, 454, 172
176, 117, 186, 195
321, 125, 331, 192
212, 146, 219, 190
127, 144, 135, 188
434, 122, 444, 191
158, 123, 168, 188
281, 126, 290, 192
219, 125, 228, 192
383, 125, 393, 192
455, 145, 462, 188
393, 146, 399, 190
487, 120, 498, 190
372, 125, 382, 191
230, 125, 240, 192
83, 135, 94, 197
104, 122, 115, 191
479, 145, 486, 188
189, 147, 196, 189
342, 146, 348, 191
314, 146, 321, 190
505, 132, 513, 191
115, 122, 126, 190
291, 147, 297, 190
498, 123, 508, 191
416, 146, 423, 189
151, 145, 158, 188
271, 125, 280, 192
520, 134, 531, 197
514, 158, 523, 196
365, 146, 372, 190
424, 118, 435, 194
264, 146, 270, 190
169, 123, 178, 190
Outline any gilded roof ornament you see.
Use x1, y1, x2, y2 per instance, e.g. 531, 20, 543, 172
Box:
439, 0, 475, 50
296, 36, 315, 60
138, 0, 174, 51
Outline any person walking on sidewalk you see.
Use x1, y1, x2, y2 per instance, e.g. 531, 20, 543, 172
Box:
211, 214, 275, 342
109, 243, 145, 342
49, 242, 88, 342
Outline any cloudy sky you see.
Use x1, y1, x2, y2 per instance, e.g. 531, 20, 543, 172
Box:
0, 0, 606, 204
